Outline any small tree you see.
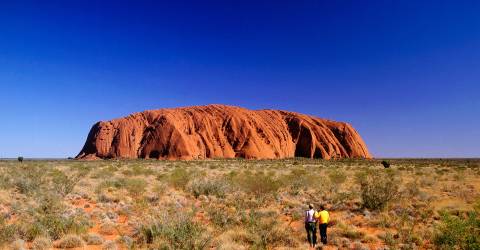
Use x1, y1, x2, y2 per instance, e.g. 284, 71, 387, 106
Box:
17, 156, 24, 163
381, 160, 390, 168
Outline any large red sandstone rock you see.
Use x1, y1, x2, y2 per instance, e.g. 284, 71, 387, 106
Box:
76, 105, 371, 160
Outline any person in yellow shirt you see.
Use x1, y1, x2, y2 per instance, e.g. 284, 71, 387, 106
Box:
315, 204, 330, 244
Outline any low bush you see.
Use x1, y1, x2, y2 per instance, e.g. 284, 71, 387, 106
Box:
49, 169, 82, 197
82, 233, 104, 245
357, 169, 399, 210
328, 169, 347, 188
138, 212, 212, 250
10, 165, 47, 195
378, 231, 396, 246
168, 168, 192, 190
234, 171, 280, 199
280, 168, 316, 195
99, 221, 117, 235
122, 164, 156, 176
55, 234, 85, 248
124, 178, 147, 197
188, 177, 229, 198
31, 236, 52, 250
28, 212, 90, 240
337, 223, 366, 240
206, 205, 237, 229
91, 165, 119, 179
0, 217, 17, 245
101, 240, 118, 250
24, 193, 90, 240
433, 210, 480, 249
239, 210, 298, 249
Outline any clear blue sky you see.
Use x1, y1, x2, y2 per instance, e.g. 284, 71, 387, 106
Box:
0, 1, 479, 158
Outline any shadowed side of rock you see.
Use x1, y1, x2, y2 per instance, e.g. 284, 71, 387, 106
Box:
76, 105, 371, 160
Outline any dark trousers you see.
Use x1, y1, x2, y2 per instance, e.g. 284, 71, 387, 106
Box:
305, 222, 317, 246
319, 223, 328, 244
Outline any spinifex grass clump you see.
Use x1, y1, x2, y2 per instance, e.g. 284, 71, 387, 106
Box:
49, 169, 82, 197
122, 164, 156, 176
233, 171, 281, 200
188, 177, 230, 198
138, 212, 212, 250
23, 193, 90, 240
279, 167, 316, 195
9, 164, 47, 195
124, 178, 147, 197
55, 234, 85, 248
167, 167, 194, 190
0, 217, 17, 245
239, 210, 299, 249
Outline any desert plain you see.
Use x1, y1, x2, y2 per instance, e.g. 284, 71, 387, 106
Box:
0, 158, 479, 250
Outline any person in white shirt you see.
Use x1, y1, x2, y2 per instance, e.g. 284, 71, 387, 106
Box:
304, 203, 317, 248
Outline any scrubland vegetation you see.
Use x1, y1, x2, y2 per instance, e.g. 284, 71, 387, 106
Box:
0, 158, 479, 249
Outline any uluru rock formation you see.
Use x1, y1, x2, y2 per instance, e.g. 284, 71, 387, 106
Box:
76, 105, 371, 160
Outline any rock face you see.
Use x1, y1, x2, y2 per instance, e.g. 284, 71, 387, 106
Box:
76, 105, 371, 160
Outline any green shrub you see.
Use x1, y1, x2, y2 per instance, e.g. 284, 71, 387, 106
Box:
379, 231, 396, 246
433, 211, 480, 249
49, 170, 82, 197
357, 169, 399, 210
280, 168, 316, 195
30, 212, 90, 240
188, 178, 229, 198
10, 165, 47, 195
0, 172, 11, 189
68, 163, 92, 176
234, 172, 280, 199
206, 205, 236, 229
91, 165, 119, 179
122, 164, 156, 176
138, 213, 211, 250
328, 169, 347, 187
0, 217, 17, 245
95, 178, 126, 193
124, 178, 147, 197
337, 223, 365, 240
24, 193, 90, 240
403, 179, 420, 198
239, 210, 298, 249
168, 168, 192, 190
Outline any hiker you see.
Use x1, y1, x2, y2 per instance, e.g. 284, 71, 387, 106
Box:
304, 204, 317, 248
316, 204, 330, 245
